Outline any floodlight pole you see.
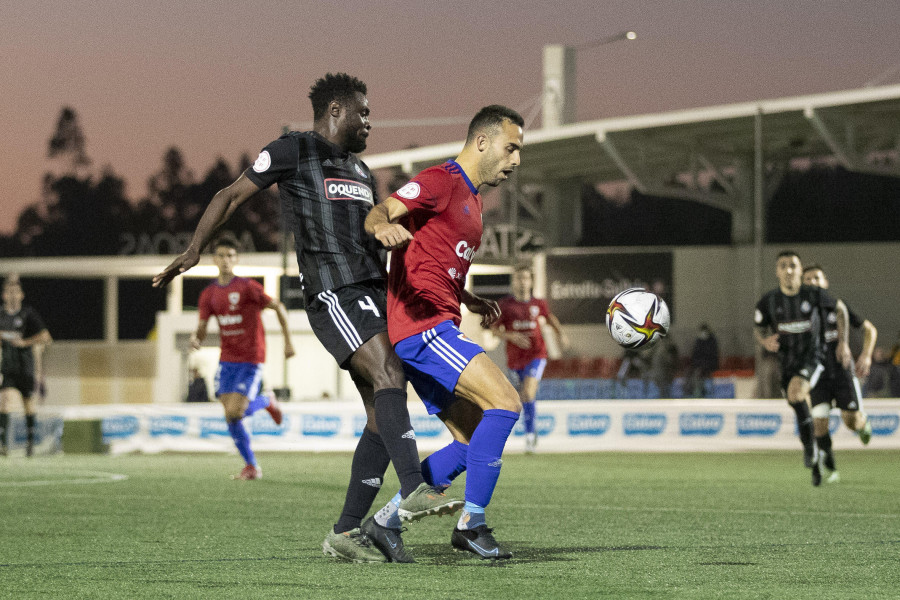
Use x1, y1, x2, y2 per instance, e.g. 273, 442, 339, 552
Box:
538, 31, 636, 249
542, 30, 636, 128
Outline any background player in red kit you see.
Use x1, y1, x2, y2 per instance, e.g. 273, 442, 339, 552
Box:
366, 105, 525, 559
194, 236, 295, 480
493, 265, 568, 453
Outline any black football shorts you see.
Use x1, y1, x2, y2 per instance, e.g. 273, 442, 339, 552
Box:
305, 280, 388, 369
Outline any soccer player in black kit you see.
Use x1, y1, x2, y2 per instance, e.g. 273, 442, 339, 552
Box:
0, 275, 52, 457
154, 73, 462, 563
802, 264, 876, 483
754, 251, 834, 486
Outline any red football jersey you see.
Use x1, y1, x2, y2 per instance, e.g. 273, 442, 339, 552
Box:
496, 296, 550, 369
198, 277, 272, 363
387, 161, 482, 344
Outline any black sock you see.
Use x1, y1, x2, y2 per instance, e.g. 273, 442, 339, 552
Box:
334, 427, 391, 534
0, 412, 7, 448
374, 388, 425, 497
790, 402, 814, 450
816, 434, 835, 469
25, 414, 36, 444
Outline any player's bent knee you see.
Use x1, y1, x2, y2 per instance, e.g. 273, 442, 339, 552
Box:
492, 380, 522, 414
841, 411, 860, 428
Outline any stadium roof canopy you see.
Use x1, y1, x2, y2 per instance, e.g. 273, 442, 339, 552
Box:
364, 84, 900, 245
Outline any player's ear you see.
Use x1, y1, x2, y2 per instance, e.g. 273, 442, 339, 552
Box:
329, 100, 342, 119
475, 133, 490, 152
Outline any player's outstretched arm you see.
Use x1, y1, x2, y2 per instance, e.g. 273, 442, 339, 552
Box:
152, 174, 261, 288
546, 313, 570, 351
462, 289, 501, 328
16, 329, 52, 348
754, 327, 779, 353
268, 299, 296, 359
365, 197, 412, 249
835, 299, 853, 369
856, 319, 878, 377
190, 319, 209, 351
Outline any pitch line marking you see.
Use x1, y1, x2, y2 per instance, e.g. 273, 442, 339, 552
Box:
0, 471, 128, 487
527, 503, 900, 519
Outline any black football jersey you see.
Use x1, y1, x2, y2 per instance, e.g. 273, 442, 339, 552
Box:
820, 295, 865, 376
245, 131, 386, 304
0, 305, 46, 377
754, 285, 832, 370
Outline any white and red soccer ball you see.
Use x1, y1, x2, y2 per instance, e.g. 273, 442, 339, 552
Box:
606, 288, 671, 349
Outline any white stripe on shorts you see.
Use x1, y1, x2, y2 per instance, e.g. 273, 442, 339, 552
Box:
850, 372, 863, 411
808, 363, 825, 389
318, 290, 363, 350
422, 327, 467, 373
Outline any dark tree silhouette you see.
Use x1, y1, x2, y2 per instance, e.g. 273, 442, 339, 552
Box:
47, 107, 91, 175
4, 105, 895, 257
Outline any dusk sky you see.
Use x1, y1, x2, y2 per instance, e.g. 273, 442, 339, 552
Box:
2, 0, 898, 235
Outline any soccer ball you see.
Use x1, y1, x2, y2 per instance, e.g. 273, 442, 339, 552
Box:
606, 288, 671, 349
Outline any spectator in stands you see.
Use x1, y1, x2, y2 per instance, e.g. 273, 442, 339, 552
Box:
687, 323, 719, 398
864, 347, 899, 398
616, 348, 649, 398
646, 336, 679, 398
891, 330, 900, 368
185, 367, 210, 402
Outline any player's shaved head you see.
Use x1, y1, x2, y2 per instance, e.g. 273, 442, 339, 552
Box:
213, 234, 239, 253
466, 105, 524, 144
802, 263, 823, 275
309, 73, 368, 121
776, 250, 800, 262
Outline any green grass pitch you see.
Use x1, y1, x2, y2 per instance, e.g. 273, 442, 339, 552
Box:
1, 450, 898, 599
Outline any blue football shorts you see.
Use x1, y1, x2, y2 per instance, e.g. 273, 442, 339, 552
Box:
513, 358, 547, 383
394, 320, 485, 415
214, 362, 263, 399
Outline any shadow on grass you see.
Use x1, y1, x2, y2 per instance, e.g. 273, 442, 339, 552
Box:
412, 543, 666, 566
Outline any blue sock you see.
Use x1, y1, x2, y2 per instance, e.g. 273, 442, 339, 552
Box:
465, 409, 519, 508
244, 393, 270, 417
227, 419, 256, 466
375, 492, 403, 529
458, 503, 486, 529
422, 440, 468, 488
522, 401, 536, 434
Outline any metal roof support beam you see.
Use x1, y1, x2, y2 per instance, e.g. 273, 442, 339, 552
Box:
508, 185, 544, 220
696, 153, 736, 196
804, 107, 858, 168
597, 131, 650, 193
805, 107, 900, 177
598, 131, 736, 212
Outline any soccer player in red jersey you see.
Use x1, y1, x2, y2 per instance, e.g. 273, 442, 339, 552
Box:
155, 74, 460, 563
193, 236, 295, 480
365, 105, 524, 559
493, 265, 568, 453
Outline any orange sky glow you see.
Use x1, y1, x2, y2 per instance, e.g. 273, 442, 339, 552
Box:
2, 0, 898, 235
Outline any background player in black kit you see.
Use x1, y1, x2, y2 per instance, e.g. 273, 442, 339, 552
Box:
754, 251, 834, 486
0, 275, 52, 457
802, 264, 876, 483
153, 73, 461, 563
